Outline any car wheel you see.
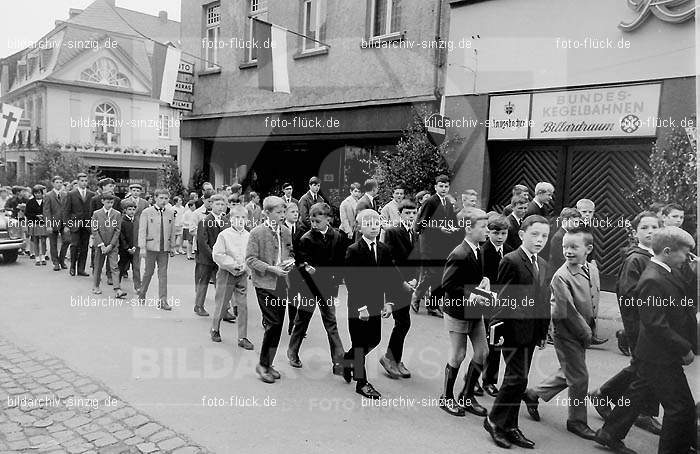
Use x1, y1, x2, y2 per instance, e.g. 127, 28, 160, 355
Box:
2, 250, 18, 263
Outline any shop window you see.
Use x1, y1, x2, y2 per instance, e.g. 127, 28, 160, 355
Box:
204, 3, 220, 70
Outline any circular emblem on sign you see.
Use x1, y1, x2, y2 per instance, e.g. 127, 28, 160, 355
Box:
620, 114, 640, 133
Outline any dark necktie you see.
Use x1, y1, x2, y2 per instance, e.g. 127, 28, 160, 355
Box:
498, 248, 503, 260
370, 242, 377, 265
582, 263, 590, 279
530, 255, 539, 280
57, 192, 61, 202
291, 225, 295, 237
159, 209, 165, 252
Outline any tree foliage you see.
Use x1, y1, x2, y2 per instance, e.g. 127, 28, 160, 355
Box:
32, 143, 99, 188
189, 166, 210, 195
158, 159, 186, 199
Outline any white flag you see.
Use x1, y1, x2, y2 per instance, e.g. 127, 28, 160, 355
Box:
0, 103, 23, 145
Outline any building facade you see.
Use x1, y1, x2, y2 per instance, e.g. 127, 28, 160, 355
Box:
0, 0, 182, 195
442, 0, 695, 285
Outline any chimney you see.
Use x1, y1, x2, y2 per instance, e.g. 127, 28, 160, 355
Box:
68, 8, 82, 19
158, 10, 168, 23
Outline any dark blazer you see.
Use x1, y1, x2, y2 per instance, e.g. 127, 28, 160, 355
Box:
525, 200, 548, 218
383, 224, 421, 302
548, 227, 566, 271
344, 238, 401, 316
24, 198, 45, 225
355, 194, 377, 213
89, 192, 121, 214
298, 191, 325, 228
634, 261, 697, 365
43, 190, 66, 229
282, 196, 299, 207
494, 247, 551, 345
413, 193, 459, 260
119, 215, 137, 250
505, 214, 522, 251
63, 188, 95, 232
482, 240, 513, 287
195, 213, 228, 266
297, 226, 346, 299
442, 240, 485, 320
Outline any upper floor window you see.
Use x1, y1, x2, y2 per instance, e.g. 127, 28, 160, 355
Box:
302, 0, 320, 51
246, 0, 267, 62
80, 58, 130, 87
158, 114, 170, 138
94, 102, 119, 145
205, 3, 221, 70
369, 0, 401, 39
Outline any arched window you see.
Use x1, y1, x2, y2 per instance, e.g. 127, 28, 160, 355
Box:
94, 102, 119, 145
80, 58, 130, 87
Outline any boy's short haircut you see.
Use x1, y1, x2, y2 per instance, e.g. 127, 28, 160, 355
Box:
520, 214, 549, 231
435, 174, 450, 184
463, 189, 478, 197
535, 182, 554, 194
488, 214, 510, 231
565, 225, 594, 246
356, 209, 380, 226
51, 175, 63, 183
415, 190, 428, 202
651, 226, 695, 254
249, 191, 259, 200
398, 199, 417, 212
263, 195, 286, 212
121, 200, 136, 209
153, 188, 170, 198
457, 207, 488, 228
559, 207, 582, 220
186, 201, 196, 208
230, 183, 242, 193
202, 189, 215, 200
511, 194, 529, 206
576, 198, 595, 210
512, 184, 529, 195
282, 182, 293, 189
98, 177, 115, 188
228, 194, 242, 204
173, 196, 182, 203
349, 182, 361, 191
101, 193, 115, 201
631, 211, 660, 230
309, 202, 331, 217
285, 201, 298, 209
662, 203, 684, 216
363, 178, 378, 192
229, 204, 248, 217
309, 176, 321, 185
31, 185, 44, 194
210, 194, 226, 203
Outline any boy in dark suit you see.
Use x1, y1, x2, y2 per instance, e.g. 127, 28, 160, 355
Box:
525, 182, 555, 259
91, 194, 125, 298
505, 194, 528, 251
380, 199, 420, 379
283, 201, 307, 334
287, 202, 345, 373
439, 208, 491, 419
118, 200, 141, 293
353, 178, 379, 242
194, 194, 228, 316
479, 214, 513, 397
595, 227, 696, 454
43, 175, 69, 271
281, 182, 299, 206
298, 177, 325, 229
63, 173, 95, 276
484, 215, 551, 450
342, 209, 401, 399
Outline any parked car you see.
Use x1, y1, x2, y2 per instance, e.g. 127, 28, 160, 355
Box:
0, 210, 24, 263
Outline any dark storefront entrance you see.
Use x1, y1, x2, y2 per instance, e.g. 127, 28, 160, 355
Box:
488, 139, 652, 288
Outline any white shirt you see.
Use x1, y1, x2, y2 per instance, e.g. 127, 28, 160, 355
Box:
638, 243, 654, 255
465, 238, 480, 258
534, 198, 543, 208
520, 245, 539, 271
650, 257, 671, 273
212, 227, 250, 272
79, 188, 86, 199
490, 240, 504, 257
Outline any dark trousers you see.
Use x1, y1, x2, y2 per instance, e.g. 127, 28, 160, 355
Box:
412, 263, 445, 308
387, 305, 411, 362
194, 262, 217, 309
489, 342, 535, 430
255, 287, 287, 368
118, 248, 141, 290
344, 315, 382, 385
69, 228, 90, 273
603, 360, 695, 454
139, 251, 169, 301
48, 226, 69, 266
599, 357, 659, 417
288, 292, 344, 363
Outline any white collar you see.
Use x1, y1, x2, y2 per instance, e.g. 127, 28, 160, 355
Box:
512, 212, 522, 223
464, 239, 479, 256
285, 221, 295, 230
638, 243, 654, 255
520, 245, 538, 262
362, 236, 377, 250
489, 239, 503, 252
534, 199, 543, 208
54, 189, 61, 195
402, 221, 412, 232
317, 226, 329, 235
650, 257, 671, 273
103, 208, 111, 215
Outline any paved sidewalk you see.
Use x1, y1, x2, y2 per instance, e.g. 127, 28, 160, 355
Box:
0, 335, 208, 454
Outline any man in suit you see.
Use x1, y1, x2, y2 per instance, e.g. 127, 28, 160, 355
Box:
525, 182, 554, 218
137, 189, 178, 310
43, 175, 69, 271
298, 177, 325, 229
595, 227, 697, 454
339, 183, 361, 239
342, 209, 401, 399
355, 178, 379, 213
379, 199, 420, 379
505, 194, 529, 251
194, 182, 214, 209
283, 201, 308, 335
118, 200, 141, 292
281, 182, 298, 206
90, 194, 125, 298
245, 191, 263, 227
484, 215, 551, 450
126, 183, 149, 218
439, 208, 491, 419
411, 174, 459, 317
89, 178, 121, 284
194, 194, 228, 316
63, 173, 95, 276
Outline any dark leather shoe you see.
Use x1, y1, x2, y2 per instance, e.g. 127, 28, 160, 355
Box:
287, 351, 302, 368
473, 381, 484, 396
634, 415, 662, 435
396, 362, 411, 378
342, 361, 353, 383
256, 364, 275, 383
210, 329, 221, 342
267, 365, 281, 380
107, 278, 113, 286
379, 355, 400, 379
356, 382, 381, 399
332, 363, 343, 376
158, 300, 172, 311
222, 311, 237, 323
439, 395, 465, 417
522, 390, 540, 421
588, 389, 612, 420
77, 271, 89, 277
593, 429, 637, 454
484, 383, 499, 397
457, 394, 487, 417
616, 330, 631, 356
590, 335, 608, 346
60, 262, 67, 270
69, 268, 76, 276
483, 417, 512, 449
194, 306, 209, 316
53, 264, 61, 271
505, 428, 535, 449
566, 420, 596, 440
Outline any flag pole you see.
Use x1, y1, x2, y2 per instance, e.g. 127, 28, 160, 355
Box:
253, 17, 331, 48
